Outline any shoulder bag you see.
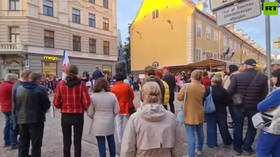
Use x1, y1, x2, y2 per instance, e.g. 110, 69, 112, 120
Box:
204, 87, 216, 113
177, 83, 190, 124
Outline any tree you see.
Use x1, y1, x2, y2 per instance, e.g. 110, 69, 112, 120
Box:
123, 24, 131, 73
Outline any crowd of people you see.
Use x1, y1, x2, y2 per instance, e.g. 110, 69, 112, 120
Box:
0, 58, 280, 157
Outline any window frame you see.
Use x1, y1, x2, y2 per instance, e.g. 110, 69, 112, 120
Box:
152, 10, 159, 19
103, 17, 109, 31
214, 30, 218, 41
44, 30, 55, 48
195, 48, 202, 62
72, 8, 81, 24
223, 36, 227, 47
89, 38, 96, 53
103, 0, 109, 8
9, 26, 20, 43
196, 22, 202, 38
103, 41, 110, 55
88, 13, 96, 28
206, 26, 211, 40
43, 0, 53, 17
73, 35, 81, 51
9, 0, 20, 11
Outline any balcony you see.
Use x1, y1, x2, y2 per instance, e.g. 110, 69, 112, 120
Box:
0, 43, 24, 54
0, 10, 25, 17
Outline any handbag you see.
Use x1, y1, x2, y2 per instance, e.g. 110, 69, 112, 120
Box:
252, 112, 273, 129
232, 73, 260, 106
204, 87, 216, 113
177, 83, 190, 124
127, 85, 136, 115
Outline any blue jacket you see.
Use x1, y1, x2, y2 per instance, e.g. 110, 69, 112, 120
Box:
258, 88, 280, 112
92, 70, 104, 80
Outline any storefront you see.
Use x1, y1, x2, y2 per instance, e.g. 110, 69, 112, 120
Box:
41, 56, 58, 77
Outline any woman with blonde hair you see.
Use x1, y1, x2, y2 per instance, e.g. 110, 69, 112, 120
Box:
121, 81, 185, 157
178, 70, 205, 157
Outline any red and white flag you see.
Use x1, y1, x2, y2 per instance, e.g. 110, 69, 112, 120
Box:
62, 49, 70, 80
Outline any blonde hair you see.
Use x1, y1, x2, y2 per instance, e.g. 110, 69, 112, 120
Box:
141, 82, 161, 104
211, 74, 222, 86
191, 70, 203, 81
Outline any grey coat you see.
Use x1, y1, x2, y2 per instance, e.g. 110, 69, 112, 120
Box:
87, 92, 119, 136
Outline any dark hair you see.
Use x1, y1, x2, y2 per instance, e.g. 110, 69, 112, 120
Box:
229, 65, 239, 75
66, 65, 79, 81
114, 72, 125, 81
203, 71, 208, 77
29, 73, 42, 82
93, 78, 110, 93
144, 66, 155, 76
272, 69, 280, 87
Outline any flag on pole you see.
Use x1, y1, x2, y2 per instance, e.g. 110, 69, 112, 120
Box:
224, 48, 230, 56
62, 49, 70, 80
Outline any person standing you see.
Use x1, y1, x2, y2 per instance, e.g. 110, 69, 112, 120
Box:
163, 67, 176, 113
15, 73, 50, 157
155, 69, 170, 110
111, 72, 134, 143
228, 59, 268, 155
92, 66, 104, 81
87, 78, 119, 157
202, 71, 211, 91
204, 74, 232, 148
0, 74, 18, 149
256, 69, 280, 157
178, 70, 205, 157
121, 82, 186, 157
53, 65, 91, 157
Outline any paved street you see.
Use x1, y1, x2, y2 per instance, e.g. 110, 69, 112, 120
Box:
0, 92, 257, 157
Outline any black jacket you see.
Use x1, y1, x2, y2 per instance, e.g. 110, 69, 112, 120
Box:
163, 72, 176, 92
228, 69, 268, 111
204, 85, 231, 115
15, 82, 50, 124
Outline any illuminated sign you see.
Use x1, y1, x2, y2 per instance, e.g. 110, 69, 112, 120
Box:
43, 56, 58, 61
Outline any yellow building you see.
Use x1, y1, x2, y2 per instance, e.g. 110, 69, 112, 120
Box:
131, 0, 266, 72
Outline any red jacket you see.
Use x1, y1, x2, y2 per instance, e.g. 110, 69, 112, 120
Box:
0, 81, 14, 112
53, 80, 90, 114
111, 81, 134, 114
202, 77, 211, 91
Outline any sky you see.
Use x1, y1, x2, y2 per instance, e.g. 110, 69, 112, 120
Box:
117, 0, 280, 54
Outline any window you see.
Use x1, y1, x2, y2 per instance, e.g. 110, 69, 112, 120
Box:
206, 26, 211, 40
196, 22, 202, 38
152, 10, 159, 19
214, 30, 218, 41
89, 38, 96, 53
103, 0, 108, 8
89, 0, 95, 4
9, 27, 20, 43
72, 8, 81, 24
9, 0, 20, 10
229, 39, 233, 49
195, 48, 202, 62
89, 13, 96, 27
103, 41, 110, 55
73, 35, 81, 51
223, 36, 227, 47
103, 17, 109, 31
43, 0, 53, 16
44, 30, 54, 48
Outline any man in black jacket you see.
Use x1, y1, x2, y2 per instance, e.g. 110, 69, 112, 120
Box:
228, 59, 268, 155
14, 73, 50, 157
163, 67, 176, 113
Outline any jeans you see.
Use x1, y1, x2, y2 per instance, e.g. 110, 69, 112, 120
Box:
185, 124, 204, 157
61, 114, 84, 157
96, 135, 116, 157
169, 92, 175, 114
257, 131, 280, 157
3, 112, 18, 146
18, 122, 44, 157
233, 106, 257, 153
205, 113, 232, 147
116, 114, 129, 142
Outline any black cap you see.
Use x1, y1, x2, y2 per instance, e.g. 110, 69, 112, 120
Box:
243, 59, 257, 66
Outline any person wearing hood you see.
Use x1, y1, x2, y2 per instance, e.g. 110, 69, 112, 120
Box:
256, 69, 280, 157
0, 73, 18, 149
120, 81, 186, 157
15, 73, 50, 157
53, 65, 91, 157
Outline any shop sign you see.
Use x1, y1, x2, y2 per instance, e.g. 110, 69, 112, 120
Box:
210, 0, 237, 11
43, 56, 58, 61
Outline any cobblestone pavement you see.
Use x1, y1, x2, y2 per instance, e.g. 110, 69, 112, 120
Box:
0, 92, 257, 157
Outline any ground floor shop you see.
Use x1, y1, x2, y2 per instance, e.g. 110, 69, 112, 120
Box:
0, 54, 116, 80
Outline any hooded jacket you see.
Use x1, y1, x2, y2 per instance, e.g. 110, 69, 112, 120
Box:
15, 82, 50, 124
121, 104, 186, 157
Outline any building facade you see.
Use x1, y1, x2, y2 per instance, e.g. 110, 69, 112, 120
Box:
0, 0, 118, 80
131, 0, 266, 71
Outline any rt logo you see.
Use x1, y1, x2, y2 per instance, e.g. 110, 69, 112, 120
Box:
264, 2, 279, 15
